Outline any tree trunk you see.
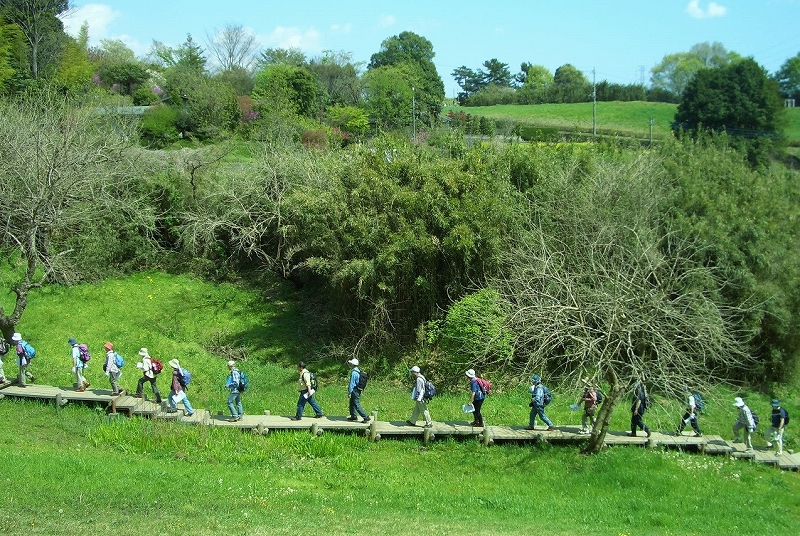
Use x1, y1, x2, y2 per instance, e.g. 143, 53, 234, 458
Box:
582, 368, 625, 454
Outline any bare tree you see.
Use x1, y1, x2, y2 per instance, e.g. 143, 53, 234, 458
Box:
205, 24, 259, 73
492, 154, 752, 453
0, 92, 150, 339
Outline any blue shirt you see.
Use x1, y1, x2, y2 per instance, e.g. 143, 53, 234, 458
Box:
470, 379, 486, 401
348, 368, 361, 395
226, 368, 241, 392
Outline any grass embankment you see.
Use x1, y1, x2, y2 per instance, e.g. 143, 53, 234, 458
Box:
2, 272, 799, 535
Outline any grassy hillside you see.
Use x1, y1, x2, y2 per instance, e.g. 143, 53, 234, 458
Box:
1, 271, 799, 535
446, 102, 800, 144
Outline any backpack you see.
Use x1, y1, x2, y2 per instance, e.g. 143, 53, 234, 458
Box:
475, 377, 492, 395
692, 393, 706, 413
594, 389, 605, 405
77, 343, 91, 363
238, 370, 249, 392
783, 409, 790, 426
751, 411, 759, 428
0, 338, 9, 356
355, 370, 369, 391
20, 341, 36, 359
178, 367, 192, 387
150, 357, 164, 374
309, 372, 319, 391
114, 352, 125, 368
542, 385, 553, 406
423, 378, 437, 400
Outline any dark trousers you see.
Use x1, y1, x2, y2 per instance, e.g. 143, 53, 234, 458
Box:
348, 389, 369, 419
137, 376, 162, 403
677, 411, 701, 434
472, 398, 485, 425
631, 412, 649, 435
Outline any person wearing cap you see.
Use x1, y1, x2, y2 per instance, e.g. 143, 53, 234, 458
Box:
103, 342, 124, 396
69, 337, 90, 392
465, 369, 486, 427
577, 379, 598, 434
675, 386, 702, 437
225, 360, 244, 421
732, 396, 756, 450
134, 348, 162, 404
629, 381, 651, 438
167, 359, 194, 417
765, 399, 788, 456
292, 362, 323, 421
12, 332, 35, 387
407, 366, 433, 428
346, 358, 370, 423
526, 374, 555, 431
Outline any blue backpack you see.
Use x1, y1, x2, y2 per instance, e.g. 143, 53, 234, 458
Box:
692, 393, 706, 413
542, 385, 553, 406
179, 367, 192, 387
114, 352, 125, 368
21, 341, 36, 359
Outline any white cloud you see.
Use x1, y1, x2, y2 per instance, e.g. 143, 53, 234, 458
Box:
686, 1, 727, 19
59, 3, 119, 40
260, 27, 322, 52
331, 23, 352, 34
379, 15, 396, 28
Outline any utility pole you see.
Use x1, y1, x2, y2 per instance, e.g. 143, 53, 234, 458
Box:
592, 69, 597, 138
412, 86, 416, 141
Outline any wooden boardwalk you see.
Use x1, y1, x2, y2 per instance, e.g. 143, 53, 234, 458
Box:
1, 382, 798, 470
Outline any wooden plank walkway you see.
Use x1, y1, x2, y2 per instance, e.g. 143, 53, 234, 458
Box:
1, 382, 798, 470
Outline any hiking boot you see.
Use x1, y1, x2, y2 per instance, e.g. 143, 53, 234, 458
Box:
525, 426, 536, 431
185, 412, 195, 417
83, 381, 90, 388
578, 429, 589, 435
133, 394, 142, 398
646, 430, 652, 438
347, 416, 358, 421
546, 426, 555, 431
29, 376, 36, 382
694, 432, 702, 437
627, 432, 636, 437
315, 414, 324, 418
423, 423, 433, 428
76, 386, 85, 392
291, 417, 302, 421
362, 417, 371, 423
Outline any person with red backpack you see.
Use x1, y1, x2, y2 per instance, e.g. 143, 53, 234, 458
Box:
134, 348, 162, 404
465, 369, 487, 427
69, 337, 90, 392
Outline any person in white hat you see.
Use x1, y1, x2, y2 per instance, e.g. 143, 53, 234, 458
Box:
134, 348, 163, 404
167, 359, 194, 417
11, 332, 36, 387
465, 369, 487, 427
346, 358, 370, 423
732, 396, 756, 450
406, 366, 432, 428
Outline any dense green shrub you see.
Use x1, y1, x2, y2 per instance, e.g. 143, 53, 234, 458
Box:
139, 104, 178, 147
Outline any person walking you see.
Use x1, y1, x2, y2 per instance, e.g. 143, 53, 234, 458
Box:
225, 360, 244, 422
12, 332, 35, 387
406, 365, 433, 428
676, 387, 702, 437
629, 381, 651, 438
732, 396, 756, 451
292, 362, 323, 420
526, 375, 555, 431
577, 379, 598, 434
103, 342, 125, 396
134, 348, 162, 404
765, 399, 789, 456
69, 337, 90, 392
167, 359, 194, 417
346, 358, 370, 423
465, 369, 486, 427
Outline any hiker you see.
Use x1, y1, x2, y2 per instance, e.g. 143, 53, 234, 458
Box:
526, 374, 555, 431
12, 332, 35, 387
292, 362, 323, 420
134, 348, 162, 404
732, 396, 756, 451
346, 358, 370, 423
167, 359, 194, 417
676, 386, 702, 437
629, 381, 651, 438
465, 369, 486, 427
69, 337, 90, 392
225, 360, 244, 422
103, 342, 125, 396
765, 399, 788, 456
577, 379, 598, 434
406, 365, 433, 428
0, 337, 8, 384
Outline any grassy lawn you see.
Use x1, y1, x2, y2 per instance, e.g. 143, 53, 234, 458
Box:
2, 271, 799, 535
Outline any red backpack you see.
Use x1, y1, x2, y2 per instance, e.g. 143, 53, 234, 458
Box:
150, 357, 164, 374
475, 377, 492, 395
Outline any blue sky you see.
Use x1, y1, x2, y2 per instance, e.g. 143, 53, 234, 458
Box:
62, 1, 799, 97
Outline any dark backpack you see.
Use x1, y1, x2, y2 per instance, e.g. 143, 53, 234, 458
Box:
77, 343, 91, 363
0, 338, 9, 355
178, 368, 192, 387
692, 393, 706, 413
594, 389, 604, 405
423, 378, 437, 400
309, 372, 319, 391
751, 411, 759, 428
238, 370, 249, 392
355, 371, 369, 391
475, 377, 491, 395
542, 385, 553, 406
150, 357, 164, 374
783, 409, 790, 426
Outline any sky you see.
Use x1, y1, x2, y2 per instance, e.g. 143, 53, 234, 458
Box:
61, 0, 800, 97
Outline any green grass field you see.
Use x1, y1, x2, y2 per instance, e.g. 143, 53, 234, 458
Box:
445, 102, 800, 145
2, 271, 799, 535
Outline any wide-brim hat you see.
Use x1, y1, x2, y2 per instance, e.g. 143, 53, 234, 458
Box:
68, 337, 77, 346
771, 399, 781, 407
104, 342, 114, 351
168, 359, 180, 369
465, 369, 476, 379
409, 366, 420, 373
138, 348, 149, 357
733, 397, 745, 407
531, 375, 541, 383
347, 358, 359, 366
227, 360, 236, 367
11, 332, 22, 342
